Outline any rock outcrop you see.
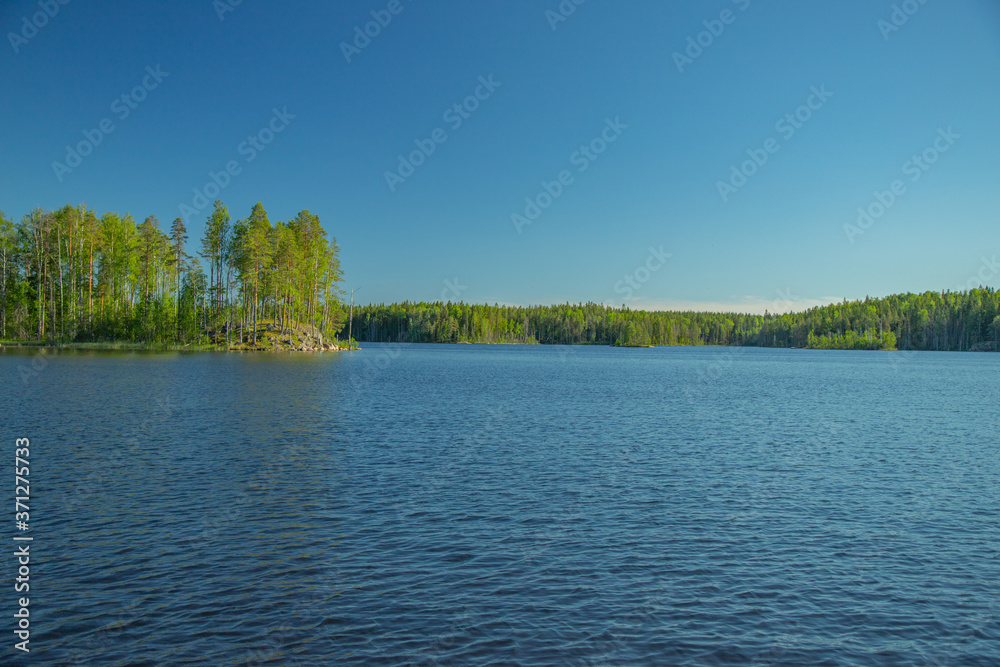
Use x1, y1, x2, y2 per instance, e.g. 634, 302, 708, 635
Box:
219, 322, 342, 352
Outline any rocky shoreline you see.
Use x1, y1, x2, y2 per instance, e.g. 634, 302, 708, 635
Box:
222, 322, 346, 352
0, 322, 354, 352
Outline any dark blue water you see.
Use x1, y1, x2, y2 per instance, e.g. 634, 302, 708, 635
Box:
2, 344, 999, 665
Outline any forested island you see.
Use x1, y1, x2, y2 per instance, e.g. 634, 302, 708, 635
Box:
1, 203, 998, 353
0, 202, 344, 350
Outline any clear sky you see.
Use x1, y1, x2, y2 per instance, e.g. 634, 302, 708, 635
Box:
2, 0, 999, 313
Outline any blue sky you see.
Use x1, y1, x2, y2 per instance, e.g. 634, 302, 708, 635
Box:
2, 0, 999, 313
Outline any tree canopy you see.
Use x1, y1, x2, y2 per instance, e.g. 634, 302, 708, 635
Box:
0, 201, 344, 345
345, 290, 1000, 352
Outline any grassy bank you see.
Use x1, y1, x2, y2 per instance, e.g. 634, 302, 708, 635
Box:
0, 340, 220, 351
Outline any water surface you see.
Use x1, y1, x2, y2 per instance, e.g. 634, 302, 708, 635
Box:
2, 344, 999, 665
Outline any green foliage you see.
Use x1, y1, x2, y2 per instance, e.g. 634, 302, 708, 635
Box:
2, 201, 995, 354
0, 202, 344, 345
341, 291, 1000, 352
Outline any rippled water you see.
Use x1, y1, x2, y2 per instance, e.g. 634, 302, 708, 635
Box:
2, 344, 999, 665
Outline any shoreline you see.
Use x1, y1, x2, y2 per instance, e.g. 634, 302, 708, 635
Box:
0, 341, 355, 353
3, 340, 996, 353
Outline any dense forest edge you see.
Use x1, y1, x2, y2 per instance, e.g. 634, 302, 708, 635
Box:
347, 292, 1000, 352
1, 203, 998, 353
0, 202, 346, 351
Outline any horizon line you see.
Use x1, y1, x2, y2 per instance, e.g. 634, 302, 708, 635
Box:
350, 286, 997, 317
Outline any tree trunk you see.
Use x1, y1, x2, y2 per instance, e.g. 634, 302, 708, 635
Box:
88, 234, 94, 331
252, 263, 259, 345
57, 224, 64, 340
0, 245, 6, 339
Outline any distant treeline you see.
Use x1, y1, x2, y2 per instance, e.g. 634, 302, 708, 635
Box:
0, 202, 343, 345
346, 290, 1000, 351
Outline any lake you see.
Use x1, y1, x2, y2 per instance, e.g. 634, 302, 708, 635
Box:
2, 344, 999, 665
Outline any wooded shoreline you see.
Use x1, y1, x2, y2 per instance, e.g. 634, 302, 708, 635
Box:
2, 339, 997, 354
2, 203, 998, 353
343, 291, 1000, 352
